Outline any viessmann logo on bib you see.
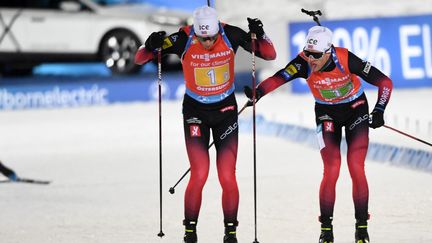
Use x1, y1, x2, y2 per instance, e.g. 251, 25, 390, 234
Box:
313, 74, 351, 86
191, 51, 231, 61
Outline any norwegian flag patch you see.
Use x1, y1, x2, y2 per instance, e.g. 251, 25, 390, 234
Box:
190, 125, 201, 137
323, 121, 334, 132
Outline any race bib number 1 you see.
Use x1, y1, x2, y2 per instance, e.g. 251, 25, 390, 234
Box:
194, 63, 230, 86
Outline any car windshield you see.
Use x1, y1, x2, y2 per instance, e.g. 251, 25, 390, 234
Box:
91, 0, 146, 6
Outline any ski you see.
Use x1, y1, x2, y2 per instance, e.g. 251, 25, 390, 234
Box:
0, 177, 51, 185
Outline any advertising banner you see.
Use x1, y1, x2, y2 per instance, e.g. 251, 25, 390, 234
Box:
0, 71, 253, 110
0, 74, 185, 110
289, 14, 432, 92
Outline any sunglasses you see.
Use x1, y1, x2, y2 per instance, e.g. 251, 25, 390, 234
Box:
303, 48, 330, 59
196, 34, 218, 42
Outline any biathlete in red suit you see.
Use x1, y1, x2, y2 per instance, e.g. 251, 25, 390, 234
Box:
244, 26, 392, 243
135, 5, 276, 243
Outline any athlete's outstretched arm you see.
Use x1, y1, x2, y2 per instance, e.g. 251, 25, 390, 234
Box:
244, 55, 309, 104
257, 55, 309, 96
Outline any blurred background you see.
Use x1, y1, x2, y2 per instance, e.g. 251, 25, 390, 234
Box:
0, 1, 431, 242
1, 0, 431, 137
1, 0, 431, 98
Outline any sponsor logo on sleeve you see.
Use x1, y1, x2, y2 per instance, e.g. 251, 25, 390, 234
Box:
285, 64, 298, 76
362, 61, 371, 75
162, 37, 173, 49
170, 34, 178, 42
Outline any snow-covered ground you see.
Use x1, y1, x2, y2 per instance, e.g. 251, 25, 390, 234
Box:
0, 88, 431, 243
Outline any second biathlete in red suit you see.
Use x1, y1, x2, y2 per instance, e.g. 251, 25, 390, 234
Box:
135, 14, 276, 228
252, 45, 392, 224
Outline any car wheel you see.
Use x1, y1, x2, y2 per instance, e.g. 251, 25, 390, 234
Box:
159, 55, 183, 71
100, 30, 141, 75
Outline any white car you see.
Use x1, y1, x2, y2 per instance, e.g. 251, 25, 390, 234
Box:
0, 0, 189, 75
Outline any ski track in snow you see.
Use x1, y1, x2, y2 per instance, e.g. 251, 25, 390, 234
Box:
0, 89, 431, 243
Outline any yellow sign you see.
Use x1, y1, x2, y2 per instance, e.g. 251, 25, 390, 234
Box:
194, 63, 230, 86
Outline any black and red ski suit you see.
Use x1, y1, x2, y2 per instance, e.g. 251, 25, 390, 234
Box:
255, 47, 392, 222
135, 23, 276, 223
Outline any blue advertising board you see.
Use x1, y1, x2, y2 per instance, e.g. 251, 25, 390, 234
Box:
0, 74, 185, 110
289, 14, 432, 92
0, 71, 253, 110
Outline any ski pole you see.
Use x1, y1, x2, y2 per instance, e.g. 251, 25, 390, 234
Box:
301, 8, 322, 26
168, 102, 249, 195
0, 177, 51, 185
251, 32, 260, 243
383, 125, 432, 147
156, 48, 165, 238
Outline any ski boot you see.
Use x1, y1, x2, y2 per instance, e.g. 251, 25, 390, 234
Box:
318, 216, 334, 243
223, 221, 238, 243
318, 223, 334, 243
183, 220, 197, 243
355, 220, 370, 243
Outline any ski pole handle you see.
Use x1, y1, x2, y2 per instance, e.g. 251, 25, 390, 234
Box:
301, 8, 322, 26
157, 48, 162, 85
301, 8, 322, 17
251, 32, 257, 107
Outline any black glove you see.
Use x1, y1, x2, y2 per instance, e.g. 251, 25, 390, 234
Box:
247, 17, 265, 38
244, 86, 262, 106
369, 109, 384, 129
0, 163, 17, 181
145, 31, 166, 51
